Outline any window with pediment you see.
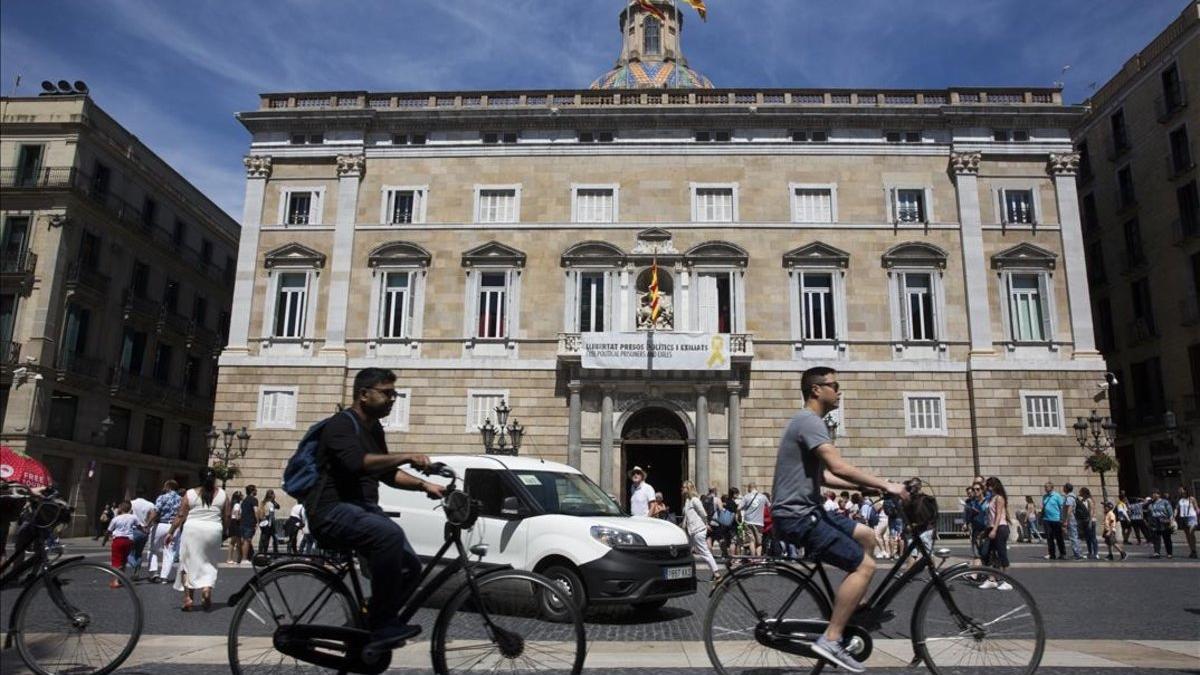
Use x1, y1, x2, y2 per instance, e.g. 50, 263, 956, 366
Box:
561, 241, 625, 333
784, 242, 850, 351
261, 243, 325, 348
367, 242, 431, 348
462, 242, 525, 356
684, 241, 748, 334
991, 243, 1058, 346
882, 242, 948, 351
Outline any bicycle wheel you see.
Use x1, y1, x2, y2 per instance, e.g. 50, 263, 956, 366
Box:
13, 561, 142, 675
703, 563, 831, 675
913, 566, 1045, 675
431, 570, 586, 674
228, 566, 359, 675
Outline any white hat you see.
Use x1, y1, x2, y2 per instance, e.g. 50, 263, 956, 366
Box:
627, 466, 647, 479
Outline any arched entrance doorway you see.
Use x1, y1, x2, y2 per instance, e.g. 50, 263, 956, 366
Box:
621, 407, 688, 517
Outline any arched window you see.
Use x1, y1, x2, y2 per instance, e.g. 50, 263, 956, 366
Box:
635, 266, 673, 330
643, 17, 661, 55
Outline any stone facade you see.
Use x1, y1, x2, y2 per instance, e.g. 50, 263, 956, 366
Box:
216, 2, 1109, 514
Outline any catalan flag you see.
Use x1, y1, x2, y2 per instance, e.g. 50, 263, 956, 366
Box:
681, 0, 707, 21
649, 259, 661, 323
635, 0, 667, 22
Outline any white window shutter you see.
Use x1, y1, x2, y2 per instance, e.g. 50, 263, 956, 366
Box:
897, 273, 909, 340
1036, 273, 1051, 341
698, 275, 718, 333
888, 188, 897, 223
998, 189, 1008, 224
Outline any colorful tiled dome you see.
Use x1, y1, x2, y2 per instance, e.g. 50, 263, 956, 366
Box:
590, 60, 714, 90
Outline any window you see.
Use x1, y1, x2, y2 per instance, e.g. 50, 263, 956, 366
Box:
885, 131, 922, 143
694, 131, 731, 143
1001, 189, 1036, 224
152, 343, 173, 384
177, 423, 192, 461
1161, 64, 1185, 114
573, 186, 616, 223
45, 392, 78, 441
257, 387, 298, 429
163, 280, 179, 314
192, 295, 207, 326
904, 393, 946, 435
696, 272, 735, 333
63, 304, 89, 356
900, 272, 937, 341
172, 219, 187, 248
201, 239, 213, 265
578, 272, 607, 332
1130, 357, 1166, 425
798, 271, 836, 341
993, 129, 1030, 142
1178, 181, 1200, 236
1110, 109, 1129, 152
1006, 273, 1049, 342
481, 132, 519, 144
131, 261, 150, 298
90, 162, 111, 197
382, 389, 411, 431
467, 390, 509, 431
643, 16, 661, 54
379, 271, 414, 339
791, 130, 827, 142
578, 131, 614, 143
141, 197, 157, 229
791, 186, 835, 223
392, 133, 426, 145
119, 329, 147, 374
1170, 126, 1193, 174
0, 295, 14, 347
1086, 240, 1106, 284
142, 415, 163, 456
286, 191, 316, 225
1018, 392, 1063, 434
14, 145, 43, 185
2, 216, 30, 260
893, 189, 927, 223
290, 133, 323, 145
464, 468, 522, 518
1095, 297, 1116, 352
693, 185, 736, 222
382, 187, 426, 224
273, 272, 309, 338
1078, 141, 1093, 181
185, 355, 201, 395
477, 272, 508, 338
1130, 277, 1156, 338
475, 188, 519, 223
1081, 193, 1099, 233
1123, 218, 1145, 268
107, 406, 132, 449
1116, 167, 1135, 209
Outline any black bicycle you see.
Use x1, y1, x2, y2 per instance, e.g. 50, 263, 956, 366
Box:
703, 483, 1044, 675
0, 483, 143, 675
225, 462, 587, 674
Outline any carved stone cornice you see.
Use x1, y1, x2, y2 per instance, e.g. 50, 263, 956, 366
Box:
336, 154, 366, 178
949, 152, 981, 175
243, 155, 272, 179
1047, 152, 1080, 176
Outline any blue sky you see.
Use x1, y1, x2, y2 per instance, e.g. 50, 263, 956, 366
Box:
1, 0, 1185, 219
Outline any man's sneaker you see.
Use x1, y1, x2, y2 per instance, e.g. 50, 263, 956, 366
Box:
996, 582, 1013, 591
811, 635, 866, 673
1150, 553, 1162, 558
1042, 554, 1055, 560
978, 580, 998, 589
1120, 551, 1128, 560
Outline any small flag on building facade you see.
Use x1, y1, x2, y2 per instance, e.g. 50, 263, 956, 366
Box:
649, 259, 662, 323
635, 0, 667, 22
682, 0, 707, 21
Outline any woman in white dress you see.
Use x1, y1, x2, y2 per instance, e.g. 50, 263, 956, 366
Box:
165, 468, 229, 611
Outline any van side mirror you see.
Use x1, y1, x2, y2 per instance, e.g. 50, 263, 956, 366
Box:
500, 496, 527, 518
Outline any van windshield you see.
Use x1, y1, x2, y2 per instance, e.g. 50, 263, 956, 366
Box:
512, 471, 623, 517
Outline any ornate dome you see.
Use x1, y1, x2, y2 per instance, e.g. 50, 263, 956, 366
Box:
590, 60, 714, 90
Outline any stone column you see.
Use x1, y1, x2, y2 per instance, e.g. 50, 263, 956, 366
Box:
1049, 152, 1098, 355
226, 156, 271, 353
322, 154, 365, 355
567, 381, 583, 469
600, 386, 615, 494
727, 382, 742, 493
695, 385, 709, 494
950, 152, 994, 354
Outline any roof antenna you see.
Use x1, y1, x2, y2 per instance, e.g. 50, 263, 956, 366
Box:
1052, 64, 1071, 89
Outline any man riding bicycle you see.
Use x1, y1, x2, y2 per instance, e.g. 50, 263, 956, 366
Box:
771, 367, 908, 673
307, 368, 444, 645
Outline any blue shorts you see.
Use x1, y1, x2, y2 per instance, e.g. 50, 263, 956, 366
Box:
775, 510, 864, 573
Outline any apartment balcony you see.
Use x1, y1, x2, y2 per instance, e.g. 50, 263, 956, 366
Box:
1155, 83, 1188, 123
0, 249, 37, 294
1166, 142, 1196, 180
64, 262, 109, 303
556, 332, 754, 362
108, 367, 171, 404
1172, 216, 1200, 246
121, 288, 165, 330
0, 166, 77, 189
55, 352, 104, 383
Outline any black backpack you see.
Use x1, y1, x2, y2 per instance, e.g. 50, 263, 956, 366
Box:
1074, 498, 1090, 523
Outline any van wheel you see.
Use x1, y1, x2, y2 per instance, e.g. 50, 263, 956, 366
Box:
631, 598, 668, 613
539, 565, 585, 621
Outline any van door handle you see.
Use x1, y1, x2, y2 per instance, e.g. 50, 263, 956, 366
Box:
382, 510, 401, 518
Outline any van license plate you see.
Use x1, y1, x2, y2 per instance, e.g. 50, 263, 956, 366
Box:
663, 566, 693, 580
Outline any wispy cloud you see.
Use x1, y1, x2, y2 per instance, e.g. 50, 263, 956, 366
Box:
1, 0, 1185, 219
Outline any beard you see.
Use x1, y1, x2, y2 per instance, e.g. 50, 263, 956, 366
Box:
363, 400, 393, 419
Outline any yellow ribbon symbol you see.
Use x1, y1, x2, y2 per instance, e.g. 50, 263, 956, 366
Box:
706, 335, 727, 368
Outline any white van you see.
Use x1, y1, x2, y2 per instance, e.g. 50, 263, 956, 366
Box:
380, 454, 696, 613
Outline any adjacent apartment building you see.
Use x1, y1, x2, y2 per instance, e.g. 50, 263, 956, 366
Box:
1075, 1, 1200, 498
216, 0, 1106, 514
0, 91, 239, 532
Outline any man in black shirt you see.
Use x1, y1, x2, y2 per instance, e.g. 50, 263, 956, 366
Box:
308, 368, 443, 644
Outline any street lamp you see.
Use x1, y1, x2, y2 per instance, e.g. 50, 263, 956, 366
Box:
208, 421, 251, 488
479, 400, 524, 456
1074, 409, 1117, 505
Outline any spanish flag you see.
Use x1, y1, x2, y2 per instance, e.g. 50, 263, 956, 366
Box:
635, 0, 667, 22
649, 259, 661, 323
682, 0, 707, 21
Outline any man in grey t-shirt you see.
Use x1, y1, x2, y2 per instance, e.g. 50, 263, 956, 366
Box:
771, 367, 907, 673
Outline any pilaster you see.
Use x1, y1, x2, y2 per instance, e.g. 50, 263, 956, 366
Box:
950, 152, 994, 355
226, 155, 271, 353
1049, 152, 1098, 356
322, 154, 365, 354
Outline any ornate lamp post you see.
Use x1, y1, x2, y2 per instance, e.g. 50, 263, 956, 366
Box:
207, 422, 251, 488
1074, 409, 1117, 505
479, 400, 524, 456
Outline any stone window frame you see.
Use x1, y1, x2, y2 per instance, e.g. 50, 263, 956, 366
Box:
276, 185, 326, 226
466, 388, 509, 432
473, 184, 522, 224
382, 388, 413, 432
379, 184, 428, 225
256, 385, 298, 430
789, 183, 839, 224
902, 391, 948, 437
884, 184, 935, 225
571, 183, 620, 224
783, 242, 850, 358
690, 182, 739, 223
1020, 390, 1065, 436
560, 241, 626, 333
461, 241, 526, 358
684, 241, 749, 334
366, 241, 431, 357
882, 242, 948, 355
991, 242, 1059, 350
260, 243, 325, 352
989, 180, 1044, 227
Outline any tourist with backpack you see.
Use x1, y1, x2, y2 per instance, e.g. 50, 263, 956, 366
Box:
1147, 489, 1175, 558
1041, 482, 1067, 560
740, 483, 769, 556
1062, 483, 1083, 560
963, 483, 989, 564
1077, 487, 1099, 559
1127, 495, 1147, 545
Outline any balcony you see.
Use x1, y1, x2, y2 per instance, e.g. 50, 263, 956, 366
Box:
121, 288, 165, 329
1173, 216, 1200, 246
108, 368, 171, 404
0, 166, 77, 189
1166, 142, 1196, 179
56, 352, 104, 382
556, 332, 755, 362
0, 249, 37, 294
1127, 318, 1157, 346
1155, 82, 1188, 123
64, 262, 109, 302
